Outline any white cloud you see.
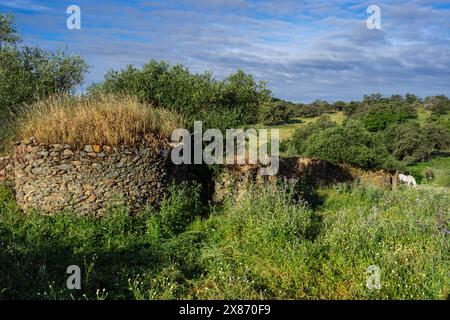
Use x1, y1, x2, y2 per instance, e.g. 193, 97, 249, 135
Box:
12, 0, 450, 101
0, 0, 48, 12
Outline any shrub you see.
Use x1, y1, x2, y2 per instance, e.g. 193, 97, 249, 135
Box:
16, 95, 184, 147
158, 183, 203, 237
294, 99, 336, 118
357, 101, 417, 132
0, 13, 20, 47
303, 120, 392, 169
424, 95, 450, 116
89, 61, 272, 130
259, 100, 293, 125
290, 115, 337, 154
383, 122, 450, 162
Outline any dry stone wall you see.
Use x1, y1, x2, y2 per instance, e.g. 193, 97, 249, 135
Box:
214, 157, 396, 203
0, 156, 14, 184
13, 138, 178, 215
3, 140, 397, 215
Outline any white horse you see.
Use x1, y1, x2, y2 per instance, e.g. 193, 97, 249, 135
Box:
398, 174, 417, 187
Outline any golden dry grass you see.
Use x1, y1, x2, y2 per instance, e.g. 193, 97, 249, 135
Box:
17, 95, 184, 147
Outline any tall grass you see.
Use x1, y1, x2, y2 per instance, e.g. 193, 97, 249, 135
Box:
0, 181, 448, 300
16, 95, 184, 147
407, 157, 450, 187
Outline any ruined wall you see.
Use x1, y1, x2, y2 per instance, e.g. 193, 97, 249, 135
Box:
4, 140, 396, 215
13, 138, 177, 215
214, 157, 395, 203
0, 156, 14, 185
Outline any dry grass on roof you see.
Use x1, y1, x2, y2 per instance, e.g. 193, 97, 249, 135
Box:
17, 95, 185, 148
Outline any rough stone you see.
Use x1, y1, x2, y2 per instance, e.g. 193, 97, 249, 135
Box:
12, 139, 177, 216
84, 145, 93, 153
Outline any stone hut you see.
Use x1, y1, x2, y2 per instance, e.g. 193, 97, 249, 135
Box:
11, 137, 180, 215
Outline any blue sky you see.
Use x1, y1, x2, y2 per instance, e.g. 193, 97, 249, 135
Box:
1, 0, 450, 102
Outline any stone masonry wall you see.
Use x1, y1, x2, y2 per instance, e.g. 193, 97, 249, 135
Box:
214, 157, 395, 203
14, 138, 176, 215
0, 156, 14, 183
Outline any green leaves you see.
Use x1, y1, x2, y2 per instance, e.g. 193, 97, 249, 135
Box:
89, 61, 273, 131
0, 13, 21, 48
384, 122, 450, 162
302, 120, 391, 169
0, 15, 88, 153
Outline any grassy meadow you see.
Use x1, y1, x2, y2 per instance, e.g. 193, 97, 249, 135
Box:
407, 157, 450, 187
264, 111, 346, 141
0, 182, 448, 300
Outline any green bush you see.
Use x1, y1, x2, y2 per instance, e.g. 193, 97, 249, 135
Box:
158, 183, 203, 237
383, 122, 450, 162
290, 115, 337, 154
259, 100, 293, 125
357, 101, 417, 132
424, 95, 450, 116
302, 120, 392, 169
89, 61, 272, 131
294, 99, 336, 118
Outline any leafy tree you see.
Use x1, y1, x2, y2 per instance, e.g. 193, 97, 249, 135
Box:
219, 70, 272, 125
390, 94, 403, 102
405, 93, 420, 105
422, 123, 450, 151
91, 62, 272, 130
332, 100, 346, 111
357, 101, 417, 132
303, 120, 392, 169
0, 14, 88, 152
343, 101, 361, 116
259, 100, 293, 125
293, 99, 336, 118
424, 95, 450, 116
384, 124, 429, 162
363, 93, 384, 104
291, 115, 337, 154
383, 122, 450, 162
0, 13, 20, 48
0, 45, 88, 116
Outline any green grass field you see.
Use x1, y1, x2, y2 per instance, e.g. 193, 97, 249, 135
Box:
265, 111, 346, 141
407, 157, 450, 187
417, 107, 432, 124
0, 182, 448, 300
270, 107, 436, 142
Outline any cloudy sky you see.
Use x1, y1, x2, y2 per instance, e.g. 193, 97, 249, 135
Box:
1, 0, 450, 102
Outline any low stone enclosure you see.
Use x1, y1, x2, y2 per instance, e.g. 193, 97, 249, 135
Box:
1, 138, 198, 215
214, 157, 397, 203
1, 139, 397, 215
